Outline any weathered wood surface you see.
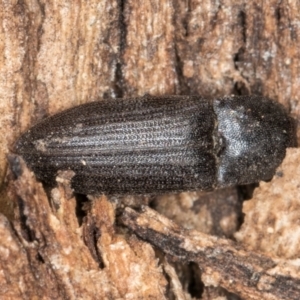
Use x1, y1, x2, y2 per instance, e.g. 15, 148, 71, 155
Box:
1, 1, 300, 299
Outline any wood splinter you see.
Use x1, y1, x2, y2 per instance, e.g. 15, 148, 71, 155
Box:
121, 206, 300, 300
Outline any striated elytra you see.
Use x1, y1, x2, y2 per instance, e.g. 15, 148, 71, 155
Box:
15, 95, 295, 195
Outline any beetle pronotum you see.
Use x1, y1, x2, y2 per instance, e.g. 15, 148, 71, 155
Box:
15, 95, 295, 195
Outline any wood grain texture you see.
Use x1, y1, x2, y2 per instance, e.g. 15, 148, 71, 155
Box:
1, 0, 300, 299
121, 205, 300, 300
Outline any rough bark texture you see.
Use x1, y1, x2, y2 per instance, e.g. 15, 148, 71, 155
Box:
121, 203, 300, 300
6, 156, 167, 299
1, 1, 300, 299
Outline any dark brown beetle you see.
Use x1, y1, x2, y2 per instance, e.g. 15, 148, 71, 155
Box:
15, 95, 295, 195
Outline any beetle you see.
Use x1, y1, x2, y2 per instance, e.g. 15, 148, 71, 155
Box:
15, 95, 295, 195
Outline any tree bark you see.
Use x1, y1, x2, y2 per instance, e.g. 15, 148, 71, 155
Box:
1, 1, 300, 299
